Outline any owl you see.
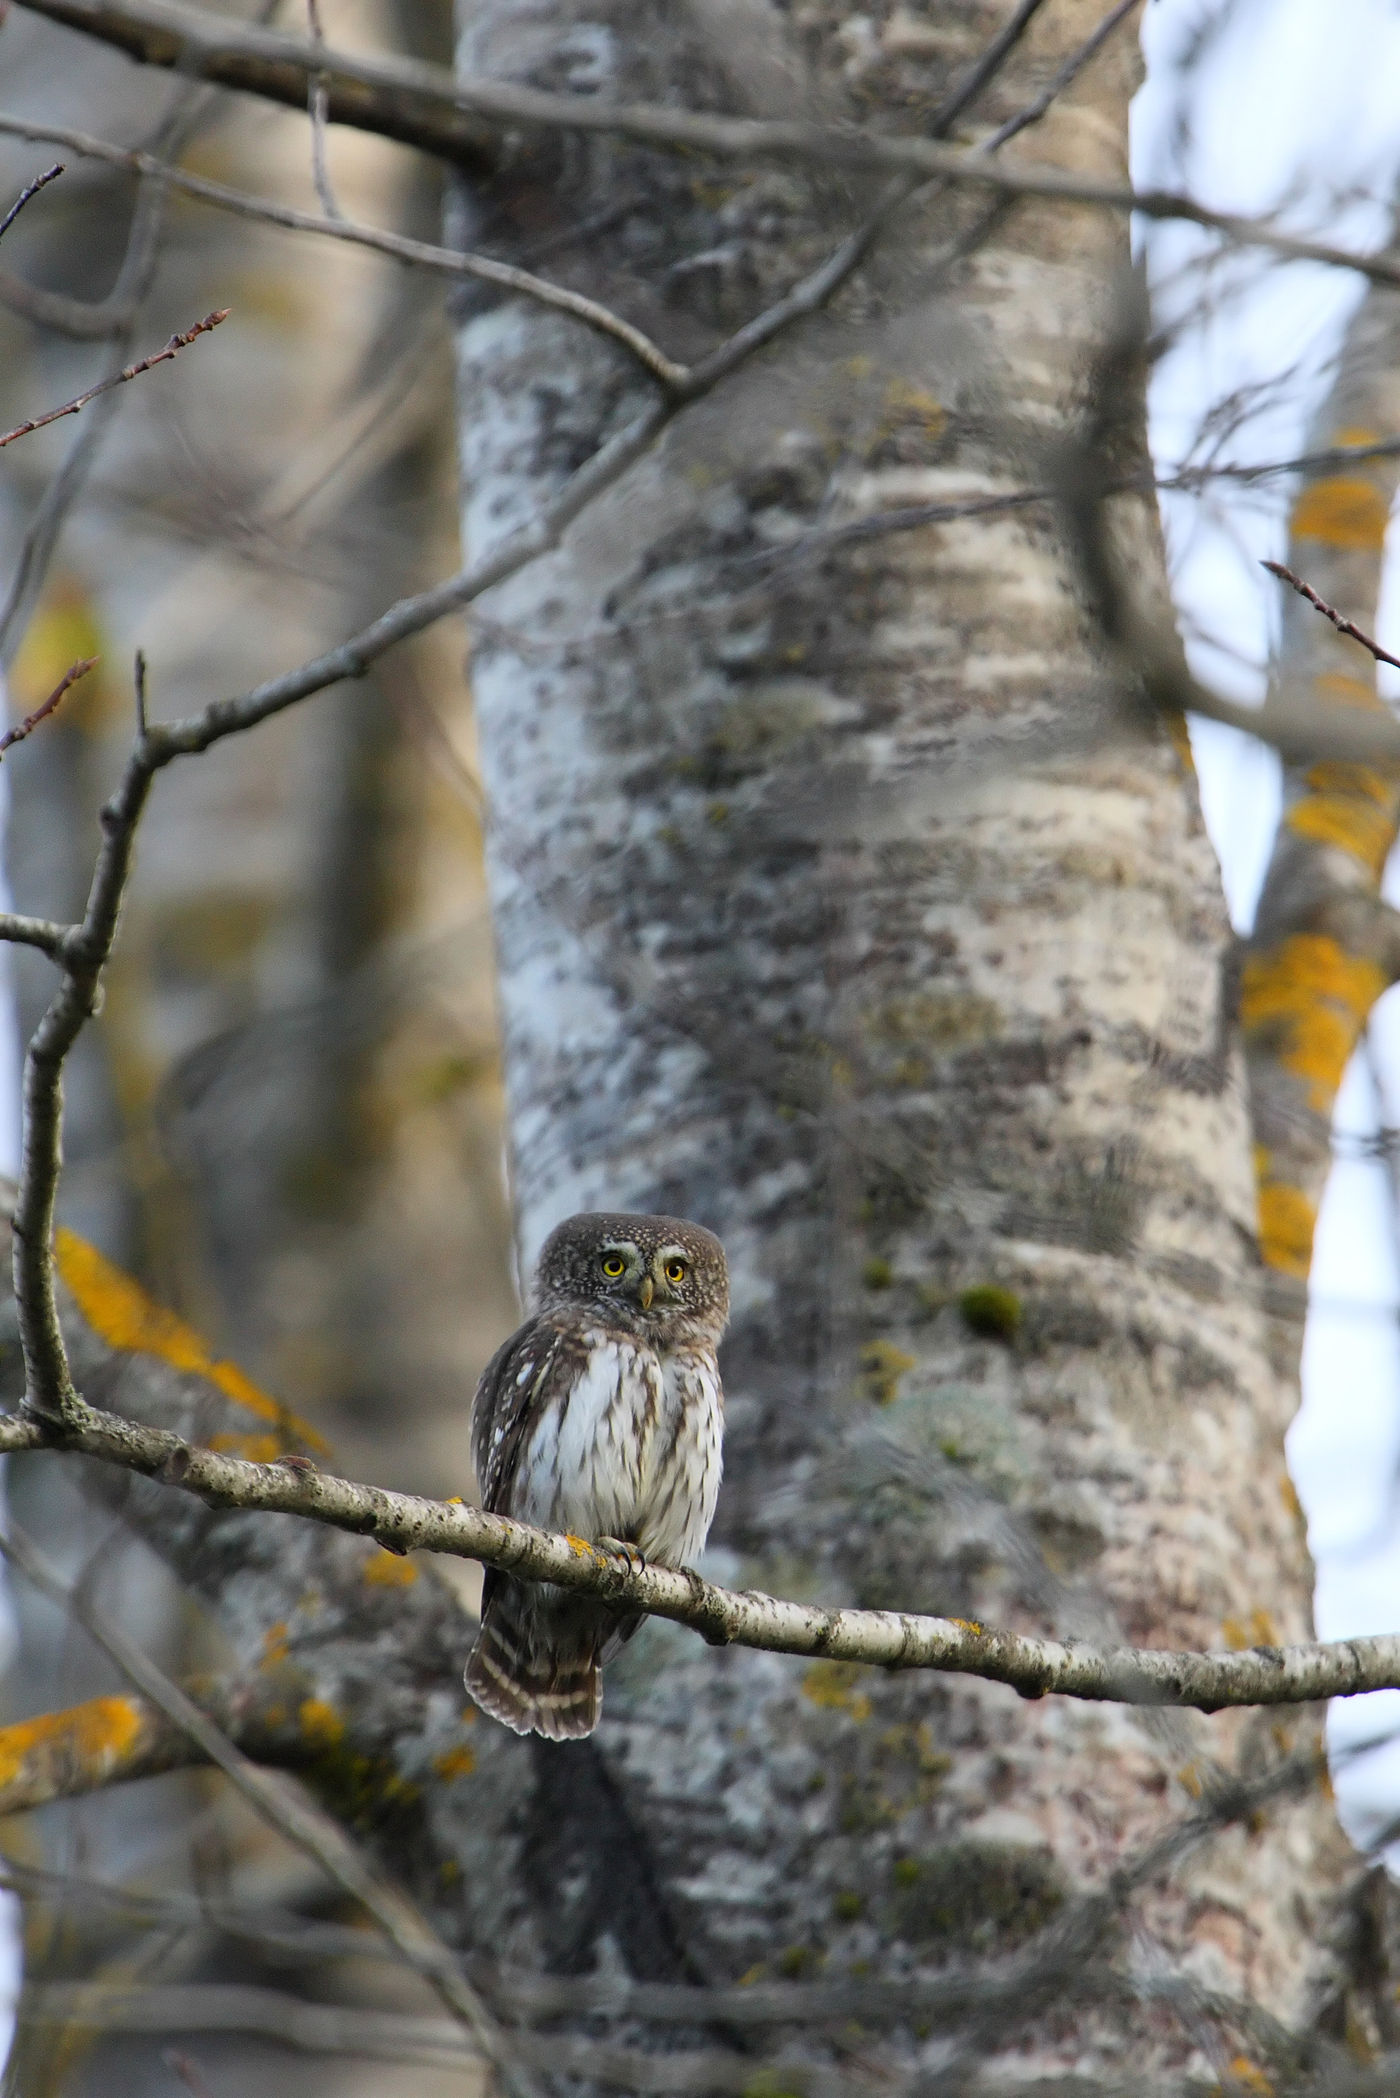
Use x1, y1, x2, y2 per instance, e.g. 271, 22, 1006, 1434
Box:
465, 1212, 728, 1739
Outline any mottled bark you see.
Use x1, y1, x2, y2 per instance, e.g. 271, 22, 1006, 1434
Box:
448, 0, 1347, 2075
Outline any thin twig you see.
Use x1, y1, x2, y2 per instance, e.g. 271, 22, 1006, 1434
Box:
0, 309, 229, 450
133, 649, 148, 737
0, 1520, 540, 2098
0, 655, 96, 756
1263, 559, 1400, 674
0, 163, 63, 245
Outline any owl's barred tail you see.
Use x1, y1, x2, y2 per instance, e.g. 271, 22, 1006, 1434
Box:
465, 1582, 603, 1740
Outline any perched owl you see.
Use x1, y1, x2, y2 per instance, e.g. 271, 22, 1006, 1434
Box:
465, 1212, 728, 1739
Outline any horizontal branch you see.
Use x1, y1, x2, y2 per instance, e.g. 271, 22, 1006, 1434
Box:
1, 1396, 1397, 1710
12, 0, 1400, 290
8, 0, 500, 169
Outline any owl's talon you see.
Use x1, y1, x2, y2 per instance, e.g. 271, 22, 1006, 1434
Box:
599, 1537, 648, 1578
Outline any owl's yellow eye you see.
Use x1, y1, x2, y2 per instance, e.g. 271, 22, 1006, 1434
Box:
664, 1258, 687, 1285
600, 1253, 627, 1279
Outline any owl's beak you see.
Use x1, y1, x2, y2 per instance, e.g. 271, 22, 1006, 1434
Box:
637, 1275, 654, 1310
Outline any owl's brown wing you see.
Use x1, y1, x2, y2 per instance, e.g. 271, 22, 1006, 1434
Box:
470, 1314, 592, 1617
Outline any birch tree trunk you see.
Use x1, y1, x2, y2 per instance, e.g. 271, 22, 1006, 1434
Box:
448, 0, 1351, 2075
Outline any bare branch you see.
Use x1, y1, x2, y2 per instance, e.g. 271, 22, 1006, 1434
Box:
3, 0, 501, 169
0, 1520, 539, 2098
0, 309, 228, 450
0, 655, 96, 756
1263, 559, 1400, 674
0, 1386, 1395, 1710
10, 0, 1400, 290
0, 118, 689, 388
0, 163, 62, 244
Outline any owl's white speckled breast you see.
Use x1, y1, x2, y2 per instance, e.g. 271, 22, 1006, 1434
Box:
518, 1329, 722, 1566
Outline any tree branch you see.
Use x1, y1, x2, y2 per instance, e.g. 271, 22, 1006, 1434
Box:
5, 0, 501, 170
0, 1376, 1395, 1710
11, 0, 1400, 291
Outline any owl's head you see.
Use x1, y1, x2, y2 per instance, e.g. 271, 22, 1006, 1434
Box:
534, 1212, 729, 1345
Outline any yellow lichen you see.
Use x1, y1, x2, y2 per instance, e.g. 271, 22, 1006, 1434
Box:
1224, 2058, 1275, 2096
1287, 795, 1397, 876
364, 1549, 418, 1588
0, 1696, 144, 1788
801, 1661, 872, 1722
1291, 475, 1390, 549
1241, 935, 1386, 1114
1255, 1182, 1316, 1280
55, 1229, 329, 1454
298, 1699, 344, 1749
858, 1339, 915, 1405
261, 1622, 290, 1670
209, 1431, 288, 1464
433, 1744, 477, 1781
